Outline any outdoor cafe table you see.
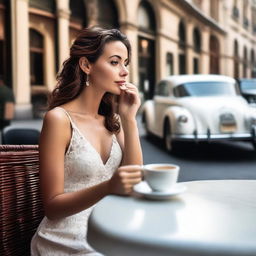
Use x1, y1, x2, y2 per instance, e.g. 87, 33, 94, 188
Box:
87, 180, 256, 256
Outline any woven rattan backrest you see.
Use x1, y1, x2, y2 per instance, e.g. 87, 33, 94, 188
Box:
0, 145, 44, 256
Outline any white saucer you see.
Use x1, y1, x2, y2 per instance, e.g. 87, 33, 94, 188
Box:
133, 181, 187, 200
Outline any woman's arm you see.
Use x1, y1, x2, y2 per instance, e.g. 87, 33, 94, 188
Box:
117, 83, 143, 165
40, 109, 141, 220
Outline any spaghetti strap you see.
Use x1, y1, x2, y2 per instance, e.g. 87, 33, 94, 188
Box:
56, 107, 76, 128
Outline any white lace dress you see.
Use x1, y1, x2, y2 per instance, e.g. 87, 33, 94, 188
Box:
31, 108, 122, 255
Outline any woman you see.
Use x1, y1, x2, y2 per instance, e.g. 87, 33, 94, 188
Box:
31, 27, 143, 255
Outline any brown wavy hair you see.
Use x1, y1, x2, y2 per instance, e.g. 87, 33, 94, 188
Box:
48, 26, 131, 133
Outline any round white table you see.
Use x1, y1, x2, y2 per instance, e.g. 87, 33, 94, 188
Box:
87, 180, 256, 256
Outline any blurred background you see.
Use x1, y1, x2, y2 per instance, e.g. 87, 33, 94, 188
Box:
0, 0, 256, 119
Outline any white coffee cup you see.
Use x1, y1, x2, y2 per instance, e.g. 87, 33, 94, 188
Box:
143, 163, 180, 192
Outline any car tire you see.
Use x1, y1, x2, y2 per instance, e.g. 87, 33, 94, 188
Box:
164, 121, 177, 153
252, 141, 256, 151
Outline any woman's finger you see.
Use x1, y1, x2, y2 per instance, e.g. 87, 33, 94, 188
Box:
123, 177, 142, 184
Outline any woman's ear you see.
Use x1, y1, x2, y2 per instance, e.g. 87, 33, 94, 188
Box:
79, 57, 91, 74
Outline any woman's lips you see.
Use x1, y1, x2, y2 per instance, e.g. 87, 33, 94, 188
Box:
115, 81, 126, 85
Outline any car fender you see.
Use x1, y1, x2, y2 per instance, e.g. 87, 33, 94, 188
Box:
161, 106, 196, 138
141, 100, 155, 133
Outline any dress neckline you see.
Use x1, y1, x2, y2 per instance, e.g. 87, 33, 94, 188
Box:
57, 106, 115, 167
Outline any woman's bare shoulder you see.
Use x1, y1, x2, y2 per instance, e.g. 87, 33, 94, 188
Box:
43, 107, 69, 126
40, 107, 71, 148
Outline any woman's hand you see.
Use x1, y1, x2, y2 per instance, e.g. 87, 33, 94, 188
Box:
118, 83, 141, 120
108, 165, 142, 195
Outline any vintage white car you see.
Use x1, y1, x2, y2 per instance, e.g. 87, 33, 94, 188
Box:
141, 74, 256, 152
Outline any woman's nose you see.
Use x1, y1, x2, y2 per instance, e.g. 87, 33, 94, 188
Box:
120, 65, 129, 76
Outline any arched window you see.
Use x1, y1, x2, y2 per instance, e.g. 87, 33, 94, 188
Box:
243, 46, 248, 77
138, 1, 156, 33
97, 0, 119, 29
251, 49, 256, 78
234, 40, 239, 78
30, 29, 44, 85
69, 0, 87, 44
138, 1, 156, 100
193, 28, 201, 53
209, 35, 220, 74
70, 0, 87, 30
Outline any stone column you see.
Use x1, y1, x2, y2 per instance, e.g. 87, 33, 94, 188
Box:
11, 0, 31, 119
56, 0, 70, 70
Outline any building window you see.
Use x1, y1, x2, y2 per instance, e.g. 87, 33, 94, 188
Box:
210, 0, 219, 21
138, 0, 156, 34
30, 29, 44, 85
166, 53, 173, 76
234, 40, 239, 78
178, 21, 186, 49
243, 46, 248, 77
243, 0, 249, 29
97, 0, 119, 29
209, 35, 220, 74
70, 0, 87, 30
138, 1, 156, 100
193, 58, 199, 74
178, 20, 186, 74
193, 28, 201, 53
232, 0, 239, 20
252, 8, 256, 33
251, 49, 256, 78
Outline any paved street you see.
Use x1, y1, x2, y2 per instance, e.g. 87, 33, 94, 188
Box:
6, 115, 256, 182
141, 135, 256, 182
137, 114, 256, 182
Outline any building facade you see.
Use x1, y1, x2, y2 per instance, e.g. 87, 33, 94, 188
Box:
0, 0, 256, 118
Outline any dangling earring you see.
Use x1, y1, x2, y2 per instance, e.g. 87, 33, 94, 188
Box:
85, 74, 90, 87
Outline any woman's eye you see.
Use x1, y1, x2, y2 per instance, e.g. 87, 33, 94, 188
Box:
111, 61, 119, 65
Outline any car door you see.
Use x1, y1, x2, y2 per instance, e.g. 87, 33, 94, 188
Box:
154, 81, 172, 136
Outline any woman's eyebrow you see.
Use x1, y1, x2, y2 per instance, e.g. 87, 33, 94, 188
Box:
109, 55, 128, 62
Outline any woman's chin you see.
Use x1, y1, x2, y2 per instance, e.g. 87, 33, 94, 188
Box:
109, 88, 122, 96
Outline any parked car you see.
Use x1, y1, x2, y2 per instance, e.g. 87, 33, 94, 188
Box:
237, 79, 256, 106
141, 74, 256, 152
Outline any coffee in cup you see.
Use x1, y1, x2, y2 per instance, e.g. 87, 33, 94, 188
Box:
143, 163, 180, 192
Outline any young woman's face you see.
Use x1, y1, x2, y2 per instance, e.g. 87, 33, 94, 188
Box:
89, 40, 129, 95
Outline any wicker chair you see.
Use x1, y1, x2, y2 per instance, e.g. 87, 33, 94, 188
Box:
0, 145, 44, 256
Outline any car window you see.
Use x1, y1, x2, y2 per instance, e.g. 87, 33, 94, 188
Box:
155, 81, 170, 96
240, 81, 256, 91
173, 81, 238, 97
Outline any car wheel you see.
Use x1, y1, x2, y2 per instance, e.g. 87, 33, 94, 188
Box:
164, 121, 176, 153
252, 141, 256, 151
